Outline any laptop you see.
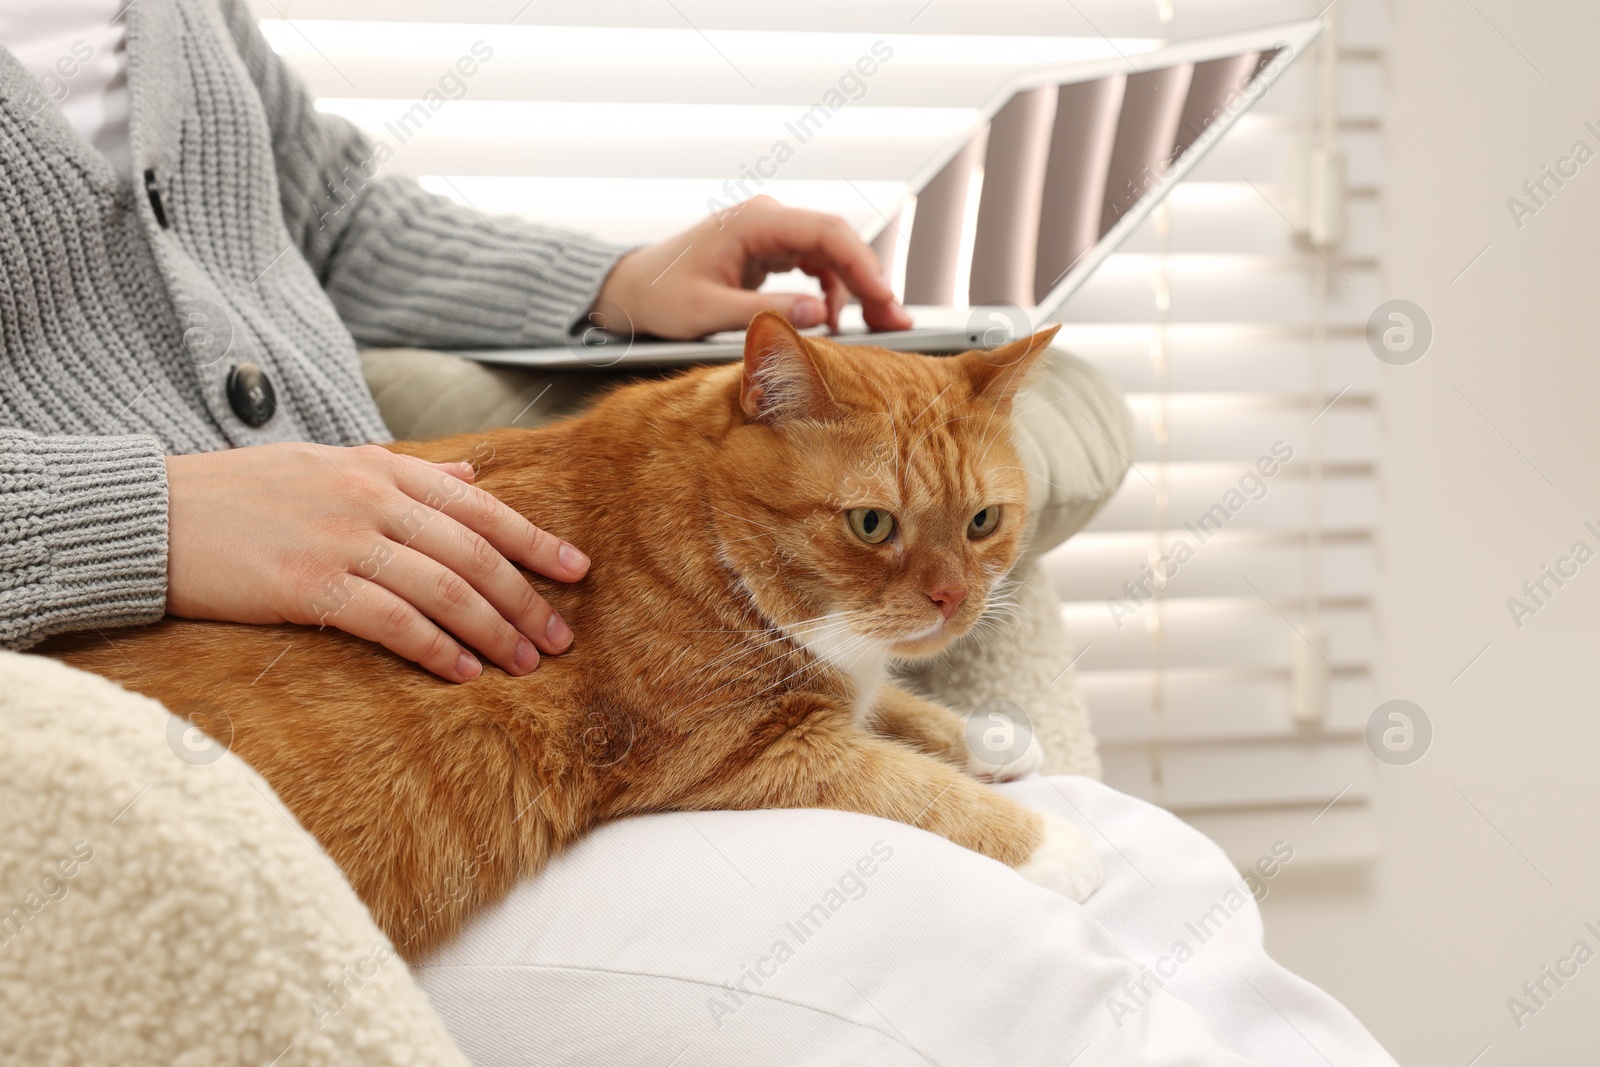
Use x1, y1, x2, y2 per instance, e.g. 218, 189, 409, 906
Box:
452, 17, 1325, 369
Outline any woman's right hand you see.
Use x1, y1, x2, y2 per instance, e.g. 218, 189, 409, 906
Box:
163, 442, 589, 683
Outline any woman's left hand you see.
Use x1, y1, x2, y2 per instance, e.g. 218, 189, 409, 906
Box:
591, 195, 914, 340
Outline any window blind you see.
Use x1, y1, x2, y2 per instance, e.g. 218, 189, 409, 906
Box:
254, 0, 1387, 867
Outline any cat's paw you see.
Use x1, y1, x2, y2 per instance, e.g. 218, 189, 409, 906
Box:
967, 733, 1045, 782
1015, 813, 1104, 903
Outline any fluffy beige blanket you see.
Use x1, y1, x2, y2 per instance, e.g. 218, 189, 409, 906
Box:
0, 650, 466, 1067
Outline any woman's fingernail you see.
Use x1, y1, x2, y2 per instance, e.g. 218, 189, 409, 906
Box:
559, 542, 589, 573
456, 651, 481, 680
545, 612, 572, 649
791, 297, 825, 328
515, 637, 539, 672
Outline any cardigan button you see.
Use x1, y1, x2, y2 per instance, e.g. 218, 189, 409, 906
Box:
226, 363, 276, 427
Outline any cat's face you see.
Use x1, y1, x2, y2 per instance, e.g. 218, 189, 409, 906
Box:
712, 312, 1055, 664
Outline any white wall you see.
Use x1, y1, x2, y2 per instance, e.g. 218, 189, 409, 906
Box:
1259, 2, 1600, 1062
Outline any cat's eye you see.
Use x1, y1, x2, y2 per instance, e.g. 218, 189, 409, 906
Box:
847, 508, 895, 544
968, 506, 1001, 539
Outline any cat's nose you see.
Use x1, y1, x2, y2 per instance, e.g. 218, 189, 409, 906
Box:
928, 586, 968, 620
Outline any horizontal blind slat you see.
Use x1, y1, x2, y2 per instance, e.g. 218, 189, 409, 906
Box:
1124, 404, 1378, 464
1186, 804, 1380, 867
414, 176, 908, 245
303, 98, 1381, 185
1059, 601, 1374, 672
1100, 738, 1374, 810
1187, 121, 1382, 186
1062, 258, 1381, 325
1046, 537, 1377, 602
1080, 671, 1375, 743
253, 0, 1370, 40
1085, 470, 1380, 533
1117, 187, 1383, 259
266, 24, 1160, 106
1080, 335, 1382, 394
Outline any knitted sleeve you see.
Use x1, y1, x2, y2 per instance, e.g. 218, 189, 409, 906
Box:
216, 0, 631, 349
0, 430, 169, 650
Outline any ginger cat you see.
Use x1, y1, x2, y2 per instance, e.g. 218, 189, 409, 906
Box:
48, 312, 1103, 957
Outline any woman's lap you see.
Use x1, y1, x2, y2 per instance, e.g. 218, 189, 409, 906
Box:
413, 777, 1396, 1067
1023, 777, 1397, 1066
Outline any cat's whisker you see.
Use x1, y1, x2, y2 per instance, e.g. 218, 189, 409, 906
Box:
973, 367, 1048, 465
670, 611, 870, 714
973, 602, 1023, 630
683, 624, 819, 683
722, 611, 876, 690
672, 641, 820, 718
751, 628, 883, 704
959, 623, 1000, 655
905, 410, 978, 466
970, 612, 1019, 642
987, 465, 1080, 503
678, 608, 860, 638
854, 378, 905, 486
909, 381, 953, 426
661, 614, 831, 689
678, 609, 855, 638
984, 592, 1023, 614
708, 503, 778, 532
972, 605, 1017, 626
963, 603, 1027, 653
959, 589, 1025, 646
680, 635, 782, 680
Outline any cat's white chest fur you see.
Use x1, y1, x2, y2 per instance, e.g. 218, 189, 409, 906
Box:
785, 624, 888, 722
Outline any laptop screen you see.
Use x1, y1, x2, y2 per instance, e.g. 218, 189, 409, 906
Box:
869, 40, 1298, 313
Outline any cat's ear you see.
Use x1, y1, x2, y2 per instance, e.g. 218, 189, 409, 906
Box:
740, 311, 836, 422
957, 325, 1060, 407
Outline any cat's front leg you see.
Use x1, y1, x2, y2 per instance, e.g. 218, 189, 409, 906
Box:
866, 684, 969, 766
691, 711, 1102, 902
869, 684, 1044, 783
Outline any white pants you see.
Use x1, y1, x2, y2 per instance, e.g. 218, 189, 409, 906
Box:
415, 777, 1398, 1067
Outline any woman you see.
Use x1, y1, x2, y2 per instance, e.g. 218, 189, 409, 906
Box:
0, 0, 917, 675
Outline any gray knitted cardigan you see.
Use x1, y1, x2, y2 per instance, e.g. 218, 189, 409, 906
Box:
0, 0, 627, 649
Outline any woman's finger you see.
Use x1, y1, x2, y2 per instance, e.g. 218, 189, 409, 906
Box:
799, 261, 849, 332
738, 206, 912, 331
394, 504, 571, 657
390, 456, 589, 584
365, 542, 540, 676
319, 575, 483, 683
425, 459, 477, 483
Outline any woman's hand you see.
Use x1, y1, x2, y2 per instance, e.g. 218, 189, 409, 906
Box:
593, 194, 914, 339
164, 443, 588, 683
